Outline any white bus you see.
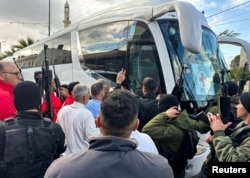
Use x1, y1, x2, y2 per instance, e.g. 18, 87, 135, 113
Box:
9, 0, 250, 177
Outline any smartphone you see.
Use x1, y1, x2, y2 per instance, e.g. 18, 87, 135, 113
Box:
196, 111, 209, 125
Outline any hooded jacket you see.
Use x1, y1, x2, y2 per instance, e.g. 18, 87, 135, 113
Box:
45, 136, 173, 178
142, 110, 210, 157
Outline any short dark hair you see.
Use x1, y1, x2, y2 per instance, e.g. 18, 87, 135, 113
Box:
91, 83, 103, 96
143, 77, 157, 93
34, 71, 42, 84
68, 81, 79, 95
100, 89, 138, 137
60, 84, 68, 90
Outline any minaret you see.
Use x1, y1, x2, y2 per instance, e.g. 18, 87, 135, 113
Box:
63, 0, 71, 28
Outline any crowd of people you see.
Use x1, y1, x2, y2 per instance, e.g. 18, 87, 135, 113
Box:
0, 60, 250, 178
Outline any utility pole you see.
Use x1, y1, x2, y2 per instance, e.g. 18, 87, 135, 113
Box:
48, 0, 51, 36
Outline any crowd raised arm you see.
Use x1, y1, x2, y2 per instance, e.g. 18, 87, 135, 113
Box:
1, 62, 250, 178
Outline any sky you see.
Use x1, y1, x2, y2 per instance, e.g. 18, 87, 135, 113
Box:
0, 0, 250, 62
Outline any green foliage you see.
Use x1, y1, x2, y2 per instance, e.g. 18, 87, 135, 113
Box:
12, 37, 34, 50
0, 37, 34, 60
230, 55, 240, 69
218, 30, 241, 37
230, 66, 250, 81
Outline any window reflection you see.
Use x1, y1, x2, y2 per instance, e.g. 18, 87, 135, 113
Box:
159, 20, 230, 111
79, 21, 128, 86
15, 33, 72, 68
79, 21, 163, 96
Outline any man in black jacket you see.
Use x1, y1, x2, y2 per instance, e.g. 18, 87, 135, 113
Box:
0, 81, 65, 178
137, 77, 159, 131
45, 89, 173, 178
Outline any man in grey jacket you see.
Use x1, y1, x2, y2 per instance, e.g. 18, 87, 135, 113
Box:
45, 89, 173, 178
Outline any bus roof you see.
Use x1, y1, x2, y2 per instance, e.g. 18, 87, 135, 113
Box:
78, 0, 208, 27
13, 0, 208, 56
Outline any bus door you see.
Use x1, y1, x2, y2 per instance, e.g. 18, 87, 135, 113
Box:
127, 40, 164, 96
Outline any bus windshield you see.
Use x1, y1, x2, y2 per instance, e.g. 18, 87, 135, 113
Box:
158, 20, 229, 111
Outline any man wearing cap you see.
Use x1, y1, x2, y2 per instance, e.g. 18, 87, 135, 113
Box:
142, 94, 210, 178
0, 61, 23, 120
199, 81, 242, 178
208, 91, 250, 162
0, 81, 65, 178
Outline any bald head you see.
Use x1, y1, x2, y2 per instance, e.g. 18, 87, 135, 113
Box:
0, 61, 23, 86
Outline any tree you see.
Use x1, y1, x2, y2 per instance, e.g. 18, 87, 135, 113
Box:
12, 37, 34, 51
230, 55, 240, 69
218, 30, 240, 38
0, 37, 34, 60
218, 30, 246, 83
230, 66, 250, 81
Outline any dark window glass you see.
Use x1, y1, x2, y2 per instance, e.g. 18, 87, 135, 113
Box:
79, 21, 162, 96
79, 21, 129, 86
127, 21, 163, 96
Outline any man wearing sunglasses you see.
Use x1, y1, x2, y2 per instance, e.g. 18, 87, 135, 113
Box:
0, 61, 23, 120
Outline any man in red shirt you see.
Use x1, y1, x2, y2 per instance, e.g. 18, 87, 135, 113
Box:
62, 81, 79, 106
0, 61, 23, 120
41, 79, 62, 122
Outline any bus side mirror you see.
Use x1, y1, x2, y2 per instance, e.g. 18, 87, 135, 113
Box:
153, 1, 203, 54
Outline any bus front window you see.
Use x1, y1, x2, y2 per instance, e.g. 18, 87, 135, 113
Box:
159, 20, 229, 112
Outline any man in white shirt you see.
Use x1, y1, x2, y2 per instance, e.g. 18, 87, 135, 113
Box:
131, 130, 159, 154
57, 84, 100, 154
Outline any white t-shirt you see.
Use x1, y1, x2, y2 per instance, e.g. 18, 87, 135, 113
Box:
130, 130, 159, 154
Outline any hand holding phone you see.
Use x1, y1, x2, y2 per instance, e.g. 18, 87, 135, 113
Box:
196, 111, 209, 125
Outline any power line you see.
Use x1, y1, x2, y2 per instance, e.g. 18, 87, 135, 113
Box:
0, 20, 47, 26
206, 1, 250, 18
210, 7, 250, 27
210, 18, 250, 27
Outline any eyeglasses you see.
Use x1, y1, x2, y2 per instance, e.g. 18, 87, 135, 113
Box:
1, 71, 22, 77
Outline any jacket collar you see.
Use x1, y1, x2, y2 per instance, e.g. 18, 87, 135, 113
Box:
89, 136, 137, 152
16, 111, 43, 120
142, 92, 156, 99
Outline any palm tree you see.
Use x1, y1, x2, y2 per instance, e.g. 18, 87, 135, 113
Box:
218, 30, 240, 38
12, 37, 34, 51
0, 37, 34, 60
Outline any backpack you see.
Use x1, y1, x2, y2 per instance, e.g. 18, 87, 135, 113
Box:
0, 117, 57, 178
155, 129, 199, 173
181, 130, 200, 159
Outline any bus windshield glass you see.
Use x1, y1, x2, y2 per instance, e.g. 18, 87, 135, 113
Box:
159, 20, 229, 109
